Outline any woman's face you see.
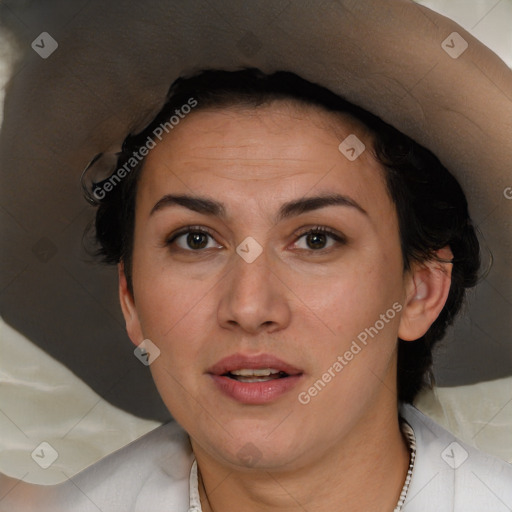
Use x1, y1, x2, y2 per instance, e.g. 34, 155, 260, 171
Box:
121, 102, 414, 471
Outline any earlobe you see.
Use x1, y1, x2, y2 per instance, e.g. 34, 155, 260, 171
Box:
398, 247, 453, 342
118, 262, 144, 346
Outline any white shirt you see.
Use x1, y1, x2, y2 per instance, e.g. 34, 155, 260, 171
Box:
1, 404, 511, 511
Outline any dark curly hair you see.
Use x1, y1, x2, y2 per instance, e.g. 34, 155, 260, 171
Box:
89, 68, 480, 404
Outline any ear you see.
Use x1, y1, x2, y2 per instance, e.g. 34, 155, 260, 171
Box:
398, 246, 453, 341
118, 262, 144, 347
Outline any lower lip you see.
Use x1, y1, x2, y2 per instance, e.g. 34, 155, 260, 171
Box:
209, 374, 302, 404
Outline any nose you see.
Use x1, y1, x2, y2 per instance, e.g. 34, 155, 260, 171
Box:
217, 243, 292, 335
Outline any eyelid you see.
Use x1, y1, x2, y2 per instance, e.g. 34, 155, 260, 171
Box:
293, 225, 346, 240
167, 224, 217, 238
291, 225, 347, 250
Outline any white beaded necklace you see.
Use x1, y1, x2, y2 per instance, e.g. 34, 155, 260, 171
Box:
394, 420, 417, 511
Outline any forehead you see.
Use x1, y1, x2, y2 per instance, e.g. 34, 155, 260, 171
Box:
147, 100, 372, 157
137, 102, 391, 220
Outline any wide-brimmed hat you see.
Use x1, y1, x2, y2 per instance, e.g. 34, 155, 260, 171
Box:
0, 0, 511, 419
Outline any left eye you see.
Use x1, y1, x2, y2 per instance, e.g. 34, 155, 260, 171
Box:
293, 227, 345, 251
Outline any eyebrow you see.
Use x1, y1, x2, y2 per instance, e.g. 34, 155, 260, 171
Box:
150, 192, 368, 222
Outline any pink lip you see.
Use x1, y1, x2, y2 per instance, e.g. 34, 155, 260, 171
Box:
207, 353, 304, 405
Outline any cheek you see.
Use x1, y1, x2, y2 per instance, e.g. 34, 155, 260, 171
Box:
132, 268, 216, 415
291, 247, 403, 345
130, 246, 229, 413
133, 263, 215, 348
292, 258, 404, 417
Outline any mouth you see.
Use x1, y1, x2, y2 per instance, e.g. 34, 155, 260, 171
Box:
207, 353, 304, 404
223, 368, 291, 383
207, 353, 303, 379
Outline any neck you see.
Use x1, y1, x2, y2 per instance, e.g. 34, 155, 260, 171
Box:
194, 400, 410, 512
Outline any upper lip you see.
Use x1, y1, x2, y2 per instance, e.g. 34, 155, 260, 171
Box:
207, 353, 304, 376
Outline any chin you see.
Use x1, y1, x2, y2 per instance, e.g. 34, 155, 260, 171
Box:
206, 429, 307, 472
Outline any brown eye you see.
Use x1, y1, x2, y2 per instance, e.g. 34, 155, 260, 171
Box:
304, 232, 329, 250
293, 227, 346, 252
166, 227, 222, 252
185, 231, 210, 250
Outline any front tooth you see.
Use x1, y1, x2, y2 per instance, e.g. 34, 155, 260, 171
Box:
230, 368, 279, 376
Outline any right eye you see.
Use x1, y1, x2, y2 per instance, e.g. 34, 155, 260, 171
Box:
166, 226, 223, 252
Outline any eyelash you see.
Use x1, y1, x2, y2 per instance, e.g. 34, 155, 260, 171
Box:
165, 225, 346, 254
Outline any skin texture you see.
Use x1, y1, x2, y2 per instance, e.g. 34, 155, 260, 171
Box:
119, 102, 452, 512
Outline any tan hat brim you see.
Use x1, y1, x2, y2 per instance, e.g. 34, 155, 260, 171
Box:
0, 0, 510, 411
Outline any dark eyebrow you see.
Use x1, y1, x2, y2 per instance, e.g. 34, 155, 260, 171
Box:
278, 193, 367, 220
150, 193, 367, 221
150, 195, 226, 217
